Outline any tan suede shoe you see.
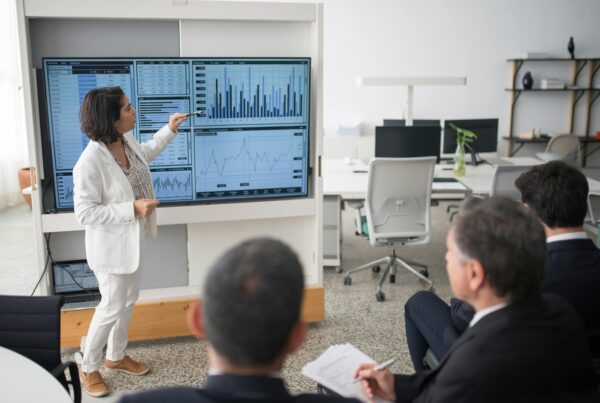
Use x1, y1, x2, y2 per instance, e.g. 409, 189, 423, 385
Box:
104, 355, 150, 376
79, 370, 109, 397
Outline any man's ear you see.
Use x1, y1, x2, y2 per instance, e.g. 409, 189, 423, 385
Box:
286, 321, 307, 355
466, 259, 486, 293
186, 300, 205, 339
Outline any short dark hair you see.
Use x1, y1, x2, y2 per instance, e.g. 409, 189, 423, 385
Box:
79, 86, 124, 144
515, 161, 588, 228
453, 196, 546, 301
202, 238, 304, 366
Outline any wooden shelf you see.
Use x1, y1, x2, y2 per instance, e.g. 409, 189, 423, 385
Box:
505, 57, 600, 164
507, 58, 600, 62
505, 88, 598, 92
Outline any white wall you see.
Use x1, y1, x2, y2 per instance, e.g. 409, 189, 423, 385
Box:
322, 0, 600, 160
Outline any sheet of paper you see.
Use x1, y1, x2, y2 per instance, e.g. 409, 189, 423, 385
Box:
302, 343, 392, 403
432, 182, 468, 191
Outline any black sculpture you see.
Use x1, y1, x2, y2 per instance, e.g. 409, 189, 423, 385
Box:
522, 71, 534, 90
568, 36, 575, 59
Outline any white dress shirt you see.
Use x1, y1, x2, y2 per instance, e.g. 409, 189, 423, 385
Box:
469, 302, 508, 328
546, 231, 588, 244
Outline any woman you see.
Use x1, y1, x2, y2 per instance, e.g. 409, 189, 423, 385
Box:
73, 87, 187, 397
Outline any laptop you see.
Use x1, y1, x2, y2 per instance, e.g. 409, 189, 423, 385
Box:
52, 260, 101, 310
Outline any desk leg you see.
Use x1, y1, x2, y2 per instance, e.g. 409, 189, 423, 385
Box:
323, 195, 341, 268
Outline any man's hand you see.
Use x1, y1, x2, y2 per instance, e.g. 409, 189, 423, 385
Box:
354, 363, 396, 401
134, 199, 160, 218
167, 113, 189, 132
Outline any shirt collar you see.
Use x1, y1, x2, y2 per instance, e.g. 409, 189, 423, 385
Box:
208, 367, 282, 379
546, 231, 588, 243
469, 302, 509, 328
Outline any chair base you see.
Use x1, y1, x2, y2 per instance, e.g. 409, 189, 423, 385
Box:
342, 249, 433, 301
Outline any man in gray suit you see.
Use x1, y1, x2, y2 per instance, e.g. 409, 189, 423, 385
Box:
355, 197, 598, 402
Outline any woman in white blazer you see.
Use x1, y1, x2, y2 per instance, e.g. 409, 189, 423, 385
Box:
73, 87, 187, 397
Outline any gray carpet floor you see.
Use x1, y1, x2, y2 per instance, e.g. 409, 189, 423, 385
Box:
0, 201, 454, 402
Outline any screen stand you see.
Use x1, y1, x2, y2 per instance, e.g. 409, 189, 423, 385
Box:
467, 146, 481, 166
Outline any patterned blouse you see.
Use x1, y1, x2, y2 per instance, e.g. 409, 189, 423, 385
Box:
112, 139, 155, 200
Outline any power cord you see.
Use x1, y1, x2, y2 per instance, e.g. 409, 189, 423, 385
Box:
30, 233, 52, 296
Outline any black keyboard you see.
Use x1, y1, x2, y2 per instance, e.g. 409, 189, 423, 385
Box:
433, 177, 458, 183
64, 293, 101, 304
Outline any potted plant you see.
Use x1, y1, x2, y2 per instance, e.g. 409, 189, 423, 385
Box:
449, 123, 477, 177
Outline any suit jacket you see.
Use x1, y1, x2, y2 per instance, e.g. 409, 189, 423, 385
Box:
118, 374, 361, 403
395, 295, 598, 403
73, 125, 175, 273
543, 238, 600, 357
449, 238, 600, 358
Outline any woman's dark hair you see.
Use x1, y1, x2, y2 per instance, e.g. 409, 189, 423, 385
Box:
80, 87, 124, 144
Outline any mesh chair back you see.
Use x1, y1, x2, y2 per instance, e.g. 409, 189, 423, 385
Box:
365, 157, 435, 246
546, 134, 582, 166
490, 165, 531, 200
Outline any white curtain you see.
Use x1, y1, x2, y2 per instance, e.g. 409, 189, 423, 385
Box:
0, 0, 28, 210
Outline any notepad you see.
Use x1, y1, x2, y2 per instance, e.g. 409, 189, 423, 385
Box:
302, 344, 392, 403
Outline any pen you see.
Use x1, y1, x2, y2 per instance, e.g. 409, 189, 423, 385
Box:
186, 110, 205, 117
352, 357, 397, 384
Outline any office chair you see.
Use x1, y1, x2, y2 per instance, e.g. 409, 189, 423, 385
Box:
536, 133, 582, 167
342, 157, 435, 301
0, 295, 81, 403
489, 164, 531, 200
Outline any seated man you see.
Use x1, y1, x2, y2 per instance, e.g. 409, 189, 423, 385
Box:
119, 238, 359, 403
405, 161, 600, 370
355, 197, 598, 402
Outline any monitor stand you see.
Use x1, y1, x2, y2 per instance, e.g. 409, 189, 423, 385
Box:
466, 146, 483, 166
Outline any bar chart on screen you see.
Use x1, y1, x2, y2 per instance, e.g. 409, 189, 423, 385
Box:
192, 60, 309, 127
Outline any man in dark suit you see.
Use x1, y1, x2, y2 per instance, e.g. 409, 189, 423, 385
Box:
355, 197, 598, 402
119, 238, 359, 403
404, 161, 600, 370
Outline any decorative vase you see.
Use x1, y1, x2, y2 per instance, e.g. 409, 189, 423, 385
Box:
454, 144, 466, 177
568, 36, 575, 59
522, 71, 534, 90
17, 167, 34, 208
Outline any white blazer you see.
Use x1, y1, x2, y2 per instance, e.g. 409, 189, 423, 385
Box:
73, 125, 176, 274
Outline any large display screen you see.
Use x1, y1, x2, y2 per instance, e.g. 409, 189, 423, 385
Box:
42, 57, 311, 210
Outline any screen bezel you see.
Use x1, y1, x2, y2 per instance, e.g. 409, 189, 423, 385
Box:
41, 56, 312, 212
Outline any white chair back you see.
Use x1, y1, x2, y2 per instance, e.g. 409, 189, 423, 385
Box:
365, 157, 435, 247
587, 192, 600, 224
490, 165, 531, 200
546, 134, 582, 166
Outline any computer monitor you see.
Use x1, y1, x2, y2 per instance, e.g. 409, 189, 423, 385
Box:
375, 126, 441, 162
41, 57, 311, 210
383, 119, 441, 127
443, 119, 499, 159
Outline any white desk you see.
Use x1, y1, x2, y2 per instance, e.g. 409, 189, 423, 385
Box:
322, 157, 600, 266
0, 346, 72, 403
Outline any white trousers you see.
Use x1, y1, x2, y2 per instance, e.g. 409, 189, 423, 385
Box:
81, 224, 145, 373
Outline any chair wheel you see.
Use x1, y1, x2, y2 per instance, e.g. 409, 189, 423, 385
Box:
372, 265, 381, 273
420, 269, 429, 278
389, 274, 396, 283
343, 276, 352, 286
335, 267, 343, 274
376, 291, 385, 302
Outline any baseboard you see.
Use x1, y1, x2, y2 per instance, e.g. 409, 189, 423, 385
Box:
60, 285, 324, 348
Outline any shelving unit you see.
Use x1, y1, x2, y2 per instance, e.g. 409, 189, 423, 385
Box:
505, 58, 600, 165
16, 0, 326, 347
